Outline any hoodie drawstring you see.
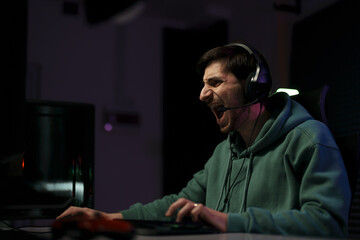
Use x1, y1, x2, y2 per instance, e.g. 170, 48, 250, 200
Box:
215, 146, 233, 211
240, 153, 254, 213
216, 144, 254, 213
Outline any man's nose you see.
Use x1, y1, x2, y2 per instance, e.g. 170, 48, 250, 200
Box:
199, 85, 212, 103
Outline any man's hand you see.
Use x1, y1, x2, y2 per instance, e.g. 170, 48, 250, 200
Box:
56, 206, 123, 221
165, 198, 228, 232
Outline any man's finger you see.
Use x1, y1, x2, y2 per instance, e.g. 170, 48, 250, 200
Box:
165, 198, 188, 217
190, 203, 203, 222
175, 202, 195, 222
56, 206, 81, 220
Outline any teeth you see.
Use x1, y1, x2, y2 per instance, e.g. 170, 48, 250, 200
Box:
213, 105, 223, 111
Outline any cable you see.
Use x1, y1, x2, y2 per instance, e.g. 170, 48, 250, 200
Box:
220, 103, 263, 211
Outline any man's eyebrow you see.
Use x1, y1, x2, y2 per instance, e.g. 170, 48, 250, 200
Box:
203, 76, 223, 83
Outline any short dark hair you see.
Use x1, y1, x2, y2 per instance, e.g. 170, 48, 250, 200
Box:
196, 42, 269, 83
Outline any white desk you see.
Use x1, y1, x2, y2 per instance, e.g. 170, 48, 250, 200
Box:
134, 233, 348, 240
2, 226, 351, 240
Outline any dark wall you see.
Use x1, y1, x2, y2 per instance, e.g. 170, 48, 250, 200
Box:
290, 0, 360, 138
1, 1, 27, 161
162, 21, 228, 195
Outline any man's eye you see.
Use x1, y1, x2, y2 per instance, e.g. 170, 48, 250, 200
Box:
209, 80, 222, 87
213, 81, 222, 87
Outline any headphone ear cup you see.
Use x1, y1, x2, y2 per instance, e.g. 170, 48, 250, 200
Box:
255, 63, 272, 100
245, 65, 272, 103
245, 71, 256, 102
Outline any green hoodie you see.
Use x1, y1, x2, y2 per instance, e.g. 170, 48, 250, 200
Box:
120, 92, 351, 237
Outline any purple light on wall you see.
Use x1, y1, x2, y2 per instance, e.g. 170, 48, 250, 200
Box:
104, 123, 113, 132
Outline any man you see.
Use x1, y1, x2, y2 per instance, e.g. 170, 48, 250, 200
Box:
57, 42, 351, 237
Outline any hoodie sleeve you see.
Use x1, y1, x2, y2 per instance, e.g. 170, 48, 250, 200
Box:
120, 168, 208, 221
227, 139, 351, 237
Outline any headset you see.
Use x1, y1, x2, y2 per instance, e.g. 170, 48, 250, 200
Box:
226, 42, 272, 103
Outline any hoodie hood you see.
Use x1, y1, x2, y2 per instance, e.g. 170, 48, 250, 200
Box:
230, 92, 313, 156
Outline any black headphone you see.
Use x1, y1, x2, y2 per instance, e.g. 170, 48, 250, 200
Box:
226, 43, 272, 103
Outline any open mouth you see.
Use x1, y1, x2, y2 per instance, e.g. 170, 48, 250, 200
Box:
212, 105, 225, 122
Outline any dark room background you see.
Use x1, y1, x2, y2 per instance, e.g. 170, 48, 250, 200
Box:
4, 0, 359, 219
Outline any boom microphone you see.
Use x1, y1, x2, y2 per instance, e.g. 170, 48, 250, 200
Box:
218, 99, 259, 112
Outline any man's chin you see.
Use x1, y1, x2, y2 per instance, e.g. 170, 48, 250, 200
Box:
219, 124, 231, 134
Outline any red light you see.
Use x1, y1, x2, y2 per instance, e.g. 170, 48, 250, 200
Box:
22, 158, 25, 170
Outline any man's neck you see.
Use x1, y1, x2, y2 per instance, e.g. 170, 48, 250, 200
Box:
237, 103, 271, 148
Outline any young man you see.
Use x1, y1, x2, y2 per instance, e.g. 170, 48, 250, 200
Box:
57, 42, 351, 237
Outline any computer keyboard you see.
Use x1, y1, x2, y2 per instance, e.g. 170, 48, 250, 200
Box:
117, 219, 220, 235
